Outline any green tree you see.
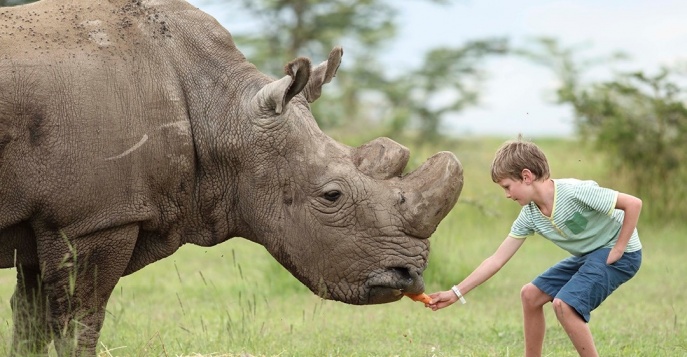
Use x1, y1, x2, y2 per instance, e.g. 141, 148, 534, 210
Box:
225, 0, 399, 132
521, 38, 687, 220
212, 0, 507, 139
229, 0, 398, 75
379, 39, 508, 143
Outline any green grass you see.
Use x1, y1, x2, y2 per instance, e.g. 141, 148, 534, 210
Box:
1, 137, 686, 356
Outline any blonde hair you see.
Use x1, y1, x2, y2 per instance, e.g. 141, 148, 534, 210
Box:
490, 134, 550, 182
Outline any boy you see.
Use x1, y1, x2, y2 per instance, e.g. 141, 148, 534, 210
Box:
427, 136, 642, 357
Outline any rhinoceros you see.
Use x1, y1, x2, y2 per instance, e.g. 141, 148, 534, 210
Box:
0, 0, 463, 355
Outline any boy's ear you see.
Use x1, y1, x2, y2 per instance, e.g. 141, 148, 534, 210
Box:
521, 169, 534, 183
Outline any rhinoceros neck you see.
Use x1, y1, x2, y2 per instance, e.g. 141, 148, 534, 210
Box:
175, 67, 302, 249
140, 2, 269, 247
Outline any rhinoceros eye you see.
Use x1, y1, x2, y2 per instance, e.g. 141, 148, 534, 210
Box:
323, 190, 341, 202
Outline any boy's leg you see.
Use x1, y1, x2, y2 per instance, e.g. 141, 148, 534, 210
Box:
553, 298, 598, 357
521, 283, 554, 357
553, 249, 641, 357
527, 256, 583, 356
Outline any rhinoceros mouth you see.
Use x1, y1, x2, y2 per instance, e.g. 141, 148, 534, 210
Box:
367, 287, 404, 304
365, 267, 425, 304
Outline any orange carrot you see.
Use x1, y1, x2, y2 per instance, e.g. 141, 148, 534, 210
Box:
404, 292, 432, 304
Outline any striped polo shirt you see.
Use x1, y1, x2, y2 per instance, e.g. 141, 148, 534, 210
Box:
509, 178, 642, 256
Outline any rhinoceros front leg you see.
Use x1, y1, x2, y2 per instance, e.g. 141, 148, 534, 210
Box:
10, 266, 51, 356
37, 224, 139, 357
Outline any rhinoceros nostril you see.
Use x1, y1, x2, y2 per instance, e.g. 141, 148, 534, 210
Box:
389, 267, 412, 285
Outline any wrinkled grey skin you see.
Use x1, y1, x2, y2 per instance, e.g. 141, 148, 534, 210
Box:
0, 0, 463, 355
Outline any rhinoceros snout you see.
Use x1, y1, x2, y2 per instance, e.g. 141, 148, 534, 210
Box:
366, 267, 425, 304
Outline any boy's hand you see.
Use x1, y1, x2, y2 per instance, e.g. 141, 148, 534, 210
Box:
606, 248, 624, 265
425, 291, 458, 311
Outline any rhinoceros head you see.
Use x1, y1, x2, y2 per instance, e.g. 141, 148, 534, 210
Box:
227, 48, 463, 304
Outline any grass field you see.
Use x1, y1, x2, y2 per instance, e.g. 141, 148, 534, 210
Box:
1, 137, 685, 356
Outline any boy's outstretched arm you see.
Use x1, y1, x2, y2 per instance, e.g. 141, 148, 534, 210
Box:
427, 236, 525, 311
608, 192, 642, 264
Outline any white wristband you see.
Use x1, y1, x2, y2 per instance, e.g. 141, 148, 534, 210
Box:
451, 285, 467, 304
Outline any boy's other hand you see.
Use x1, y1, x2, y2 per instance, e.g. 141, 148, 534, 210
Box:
606, 248, 624, 265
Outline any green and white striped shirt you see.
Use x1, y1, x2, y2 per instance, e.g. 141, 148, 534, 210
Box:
509, 179, 642, 256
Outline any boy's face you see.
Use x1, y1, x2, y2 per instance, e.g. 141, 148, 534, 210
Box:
496, 177, 531, 206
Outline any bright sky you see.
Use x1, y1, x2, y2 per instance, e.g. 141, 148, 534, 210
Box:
188, 0, 687, 138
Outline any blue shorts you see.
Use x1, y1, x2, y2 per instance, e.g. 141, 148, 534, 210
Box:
532, 248, 642, 322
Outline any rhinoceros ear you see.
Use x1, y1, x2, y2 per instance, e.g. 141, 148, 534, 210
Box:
254, 57, 311, 114
303, 47, 343, 103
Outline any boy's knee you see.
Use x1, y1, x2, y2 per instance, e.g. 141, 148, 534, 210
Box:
552, 298, 564, 309
521, 283, 547, 308
553, 298, 588, 323
552, 298, 571, 318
